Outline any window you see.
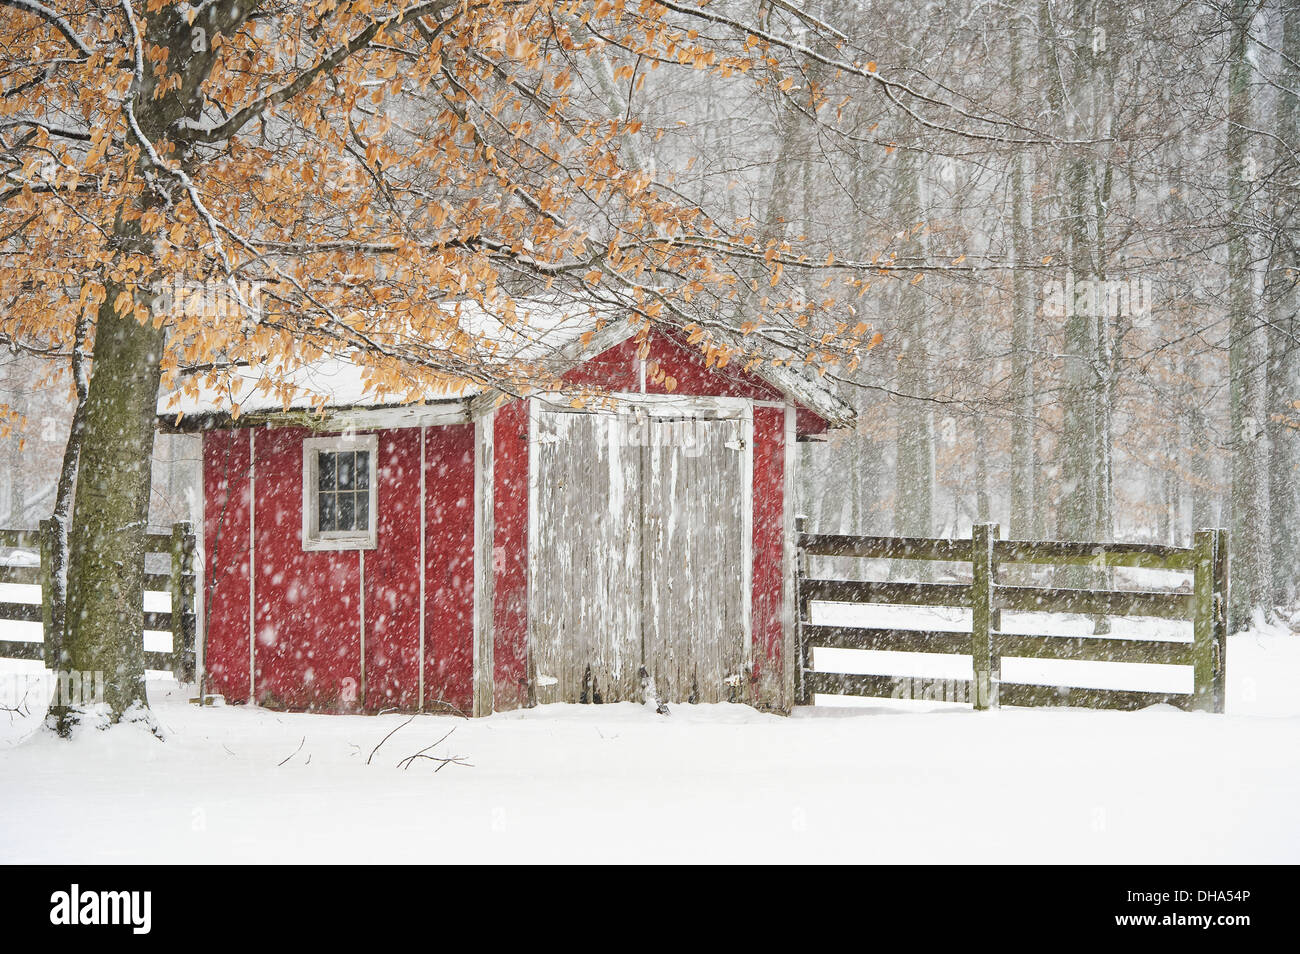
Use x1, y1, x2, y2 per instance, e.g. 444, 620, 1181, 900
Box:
302, 435, 378, 550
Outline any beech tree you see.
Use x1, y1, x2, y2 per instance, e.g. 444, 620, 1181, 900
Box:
8, 0, 993, 726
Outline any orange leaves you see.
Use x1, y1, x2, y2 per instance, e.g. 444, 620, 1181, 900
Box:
0, 0, 867, 418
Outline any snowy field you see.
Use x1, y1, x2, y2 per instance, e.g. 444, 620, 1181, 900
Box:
1, 622, 1298, 864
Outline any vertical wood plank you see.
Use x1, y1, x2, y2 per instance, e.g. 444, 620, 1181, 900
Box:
182, 524, 197, 683
740, 405, 754, 700
1212, 527, 1229, 713
170, 523, 183, 682
971, 523, 997, 709
1192, 528, 1214, 712
248, 427, 256, 703
989, 523, 1002, 707
794, 514, 811, 706
170, 522, 197, 683
39, 517, 54, 670
417, 426, 425, 710
781, 403, 797, 710
472, 409, 495, 717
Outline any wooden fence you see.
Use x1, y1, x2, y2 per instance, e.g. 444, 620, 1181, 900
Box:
0, 522, 197, 680
795, 521, 1228, 712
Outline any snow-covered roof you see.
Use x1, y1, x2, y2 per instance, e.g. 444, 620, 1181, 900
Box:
158, 297, 856, 428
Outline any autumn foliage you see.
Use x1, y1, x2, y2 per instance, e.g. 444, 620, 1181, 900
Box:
1, 0, 872, 417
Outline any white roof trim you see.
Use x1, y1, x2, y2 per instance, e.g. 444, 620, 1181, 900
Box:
158, 300, 855, 430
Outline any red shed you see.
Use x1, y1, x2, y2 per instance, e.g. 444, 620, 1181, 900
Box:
161, 302, 853, 716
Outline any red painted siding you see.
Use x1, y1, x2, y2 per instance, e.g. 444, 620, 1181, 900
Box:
564, 329, 791, 404
251, 426, 363, 712
202, 429, 252, 702
423, 423, 475, 714
562, 337, 639, 390
645, 332, 782, 401
751, 406, 786, 706
795, 406, 829, 440
364, 427, 422, 710
493, 400, 530, 711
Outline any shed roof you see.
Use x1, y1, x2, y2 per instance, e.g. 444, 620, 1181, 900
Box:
158, 298, 856, 429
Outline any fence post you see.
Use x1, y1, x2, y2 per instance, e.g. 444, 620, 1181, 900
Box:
39, 518, 54, 670
1192, 529, 1215, 712
1212, 527, 1229, 714
971, 523, 999, 710
170, 522, 197, 684
793, 515, 811, 706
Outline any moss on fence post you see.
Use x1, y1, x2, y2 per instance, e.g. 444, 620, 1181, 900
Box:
39, 518, 54, 670
1211, 528, 1229, 713
971, 523, 999, 710
1192, 529, 1215, 712
793, 515, 811, 706
169, 522, 197, 684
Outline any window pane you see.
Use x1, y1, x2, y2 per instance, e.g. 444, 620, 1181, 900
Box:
354, 491, 369, 531
318, 452, 336, 491
337, 451, 355, 491
338, 493, 355, 531
355, 451, 370, 489
319, 492, 336, 531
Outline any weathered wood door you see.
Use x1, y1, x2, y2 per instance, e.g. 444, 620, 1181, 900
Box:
531, 407, 747, 705
640, 416, 747, 703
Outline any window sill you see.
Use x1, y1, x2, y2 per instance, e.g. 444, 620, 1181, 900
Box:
302, 535, 378, 553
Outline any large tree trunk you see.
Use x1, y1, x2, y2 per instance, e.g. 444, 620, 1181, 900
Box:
1266, 0, 1300, 607
49, 2, 246, 728
1226, 0, 1272, 631
892, 150, 935, 548
1007, 15, 1039, 540
61, 281, 166, 722
43, 306, 94, 731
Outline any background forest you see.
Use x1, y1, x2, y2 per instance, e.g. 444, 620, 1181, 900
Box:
2, 0, 1297, 635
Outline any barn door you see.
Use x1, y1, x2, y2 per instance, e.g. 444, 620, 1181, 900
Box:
531, 410, 643, 704
531, 406, 748, 706
641, 416, 747, 704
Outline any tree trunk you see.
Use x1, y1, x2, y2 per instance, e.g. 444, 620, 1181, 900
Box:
892, 150, 935, 549
61, 277, 167, 721
44, 307, 94, 732
1226, 0, 1272, 631
1009, 17, 1037, 539
1266, 0, 1299, 606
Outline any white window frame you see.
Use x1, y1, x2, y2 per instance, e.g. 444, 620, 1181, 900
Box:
302, 434, 379, 551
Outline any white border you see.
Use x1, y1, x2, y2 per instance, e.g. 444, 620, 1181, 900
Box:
248, 428, 256, 703
741, 401, 754, 679
358, 549, 366, 707
526, 398, 540, 706
472, 410, 495, 717
418, 425, 427, 711
301, 433, 379, 551
535, 392, 751, 419
781, 402, 797, 710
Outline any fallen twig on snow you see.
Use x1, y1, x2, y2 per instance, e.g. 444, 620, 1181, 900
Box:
396, 727, 471, 772
367, 716, 414, 765
277, 735, 305, 766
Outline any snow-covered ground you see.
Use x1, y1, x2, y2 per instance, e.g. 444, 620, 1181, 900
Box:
1, 623, 1297, 864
